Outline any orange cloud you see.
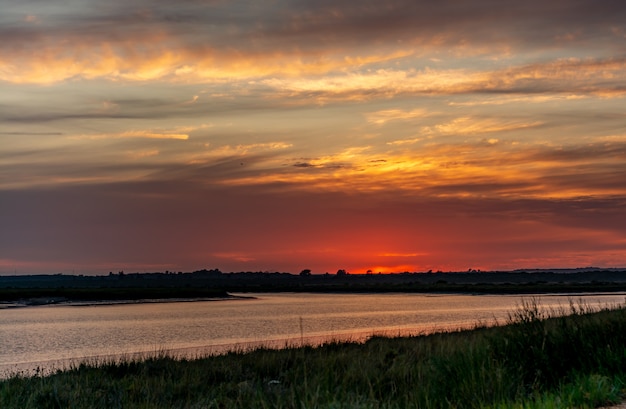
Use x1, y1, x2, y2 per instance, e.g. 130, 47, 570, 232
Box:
213, 252, 256, 263
365, 108, 432, 125
126, 149, 160, 159
421, 117, 543, 136
4, 32, 626, 111
68, 125, 212, 141
119, 130, 189, 140
0, 32, 413, 85
214, 137, 626, 201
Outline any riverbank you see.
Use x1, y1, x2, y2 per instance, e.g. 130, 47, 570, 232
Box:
2, 300, 626, 408
0, 287, 238, 307
0, 294, 254, 309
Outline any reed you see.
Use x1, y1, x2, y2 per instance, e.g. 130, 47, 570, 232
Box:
2, 300, 626, 408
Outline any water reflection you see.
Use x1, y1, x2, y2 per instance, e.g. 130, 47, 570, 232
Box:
1, 292, 624, 377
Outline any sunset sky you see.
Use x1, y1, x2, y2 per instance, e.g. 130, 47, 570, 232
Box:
2, 0, 626, 275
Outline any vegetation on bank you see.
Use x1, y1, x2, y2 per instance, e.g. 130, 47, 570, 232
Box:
3, 270, 626, 304
2, 300, 626, 408
6, 283, 626, 306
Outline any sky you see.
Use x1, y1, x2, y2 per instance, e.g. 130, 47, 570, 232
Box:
1, 0, 626, 275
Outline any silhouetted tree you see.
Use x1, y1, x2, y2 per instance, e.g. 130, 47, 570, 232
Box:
299, 269, 312, 276
336, 269, 348, 276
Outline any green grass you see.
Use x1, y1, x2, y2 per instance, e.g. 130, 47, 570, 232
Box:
2, 300, 626, 408
489, 373, 624, 409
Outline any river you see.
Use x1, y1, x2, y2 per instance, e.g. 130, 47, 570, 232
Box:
1, 292, 625, 377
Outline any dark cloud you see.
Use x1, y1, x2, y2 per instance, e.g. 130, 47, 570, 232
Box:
0, 97, 181, 123
450, 140, 626, 168
269, 0, 626, 50
0, 132, 63, 135
148, 155, 282, 183
2, 0, 624, 65
293, 162, 318, 168
532, 142, 626, 162
0, 92, 305, 125
1, 112, 141, 123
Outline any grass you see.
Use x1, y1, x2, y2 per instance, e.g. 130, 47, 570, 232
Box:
2, 300, 626, 408
490, 373, 624, 409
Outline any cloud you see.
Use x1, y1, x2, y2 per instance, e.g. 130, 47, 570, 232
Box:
4, 108, 626, 201
293, 162, 318, 168
482, 58, 626, 96
208, 142, 293, 156
1, 1, 625, 84
259, 69, 487, 102
126, 149, 160, 159
0, 131, 64, 135
213, 252, 256, 263
421, 116, 544, 136
259, 58, 626, 103
365, 108, 432, 125
68, 125, 213, 141
218, 138, 626, 200
119, 130, 188, 140
447, 94, 589, 107
387, 138, 423, 146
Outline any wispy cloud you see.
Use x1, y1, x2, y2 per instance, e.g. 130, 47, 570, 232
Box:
421, 117, 544, 136
213, 252, 256, 263
69, 125, 211, 141
126, 149, 160, 159
118, 130, 189, 140
365, 108, 432, 125
259, 58, 626, 103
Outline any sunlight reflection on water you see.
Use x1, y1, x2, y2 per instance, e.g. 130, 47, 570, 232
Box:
2, 292, 625, 378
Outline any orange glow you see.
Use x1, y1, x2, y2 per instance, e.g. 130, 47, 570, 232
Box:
359, 265, 421, 274
0, 37, 414, 84
213, 139, 626, 200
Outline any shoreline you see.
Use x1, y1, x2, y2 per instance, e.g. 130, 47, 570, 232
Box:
3, 290, 625, 309
0, 293, 254, 309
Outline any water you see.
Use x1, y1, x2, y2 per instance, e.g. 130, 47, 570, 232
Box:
1, 292, 625, 377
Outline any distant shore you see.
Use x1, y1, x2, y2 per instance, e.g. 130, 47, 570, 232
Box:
0, 293, 253, 309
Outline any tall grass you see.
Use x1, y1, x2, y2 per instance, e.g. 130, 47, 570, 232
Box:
2, 300, 626, 408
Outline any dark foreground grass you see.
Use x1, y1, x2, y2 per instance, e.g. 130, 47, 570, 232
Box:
2, 300, 626, 408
